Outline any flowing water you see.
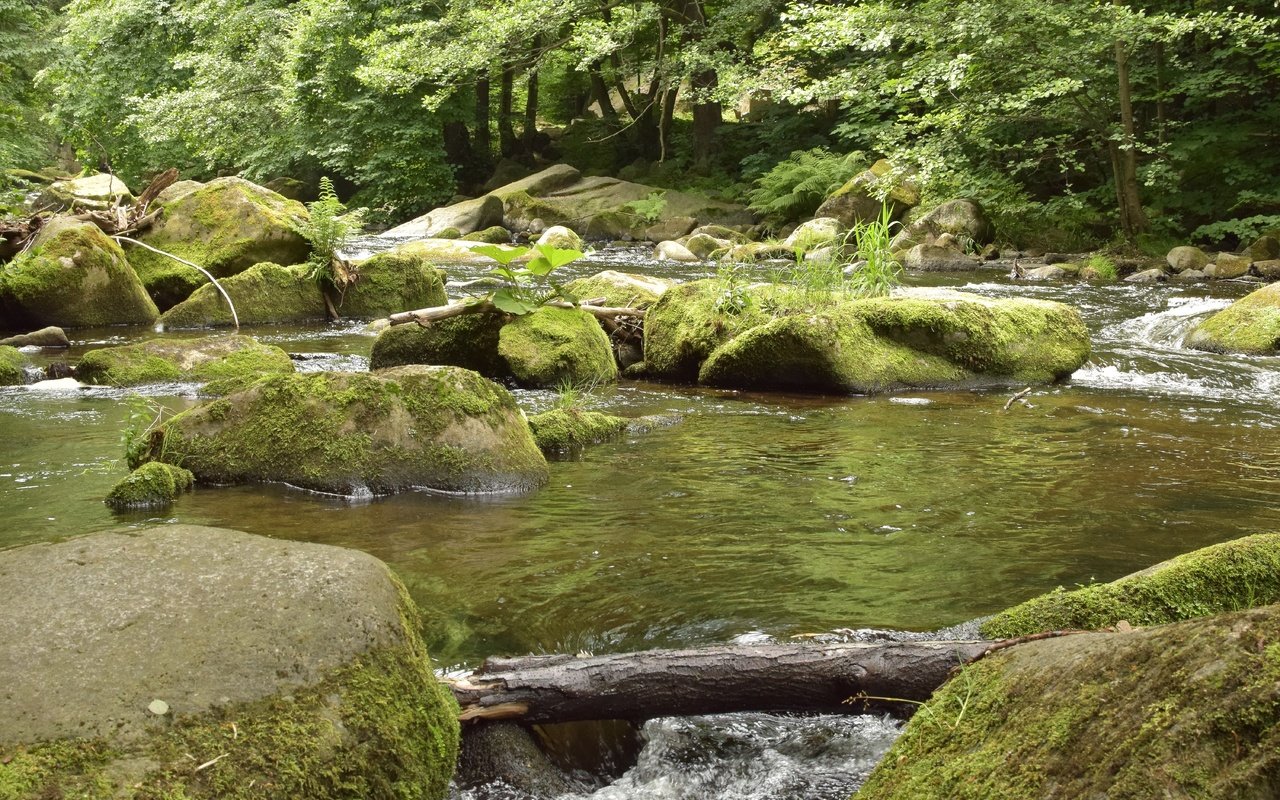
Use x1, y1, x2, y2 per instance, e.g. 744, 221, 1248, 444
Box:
3, 250, 1279, 798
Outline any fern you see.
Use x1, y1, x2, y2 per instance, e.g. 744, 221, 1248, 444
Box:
747, 148, 866, 225
296, 177, 366, 289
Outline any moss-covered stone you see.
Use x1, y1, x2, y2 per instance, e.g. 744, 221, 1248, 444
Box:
564, 270, 671, 309
461, 225, 512, 243
76, 334, 294, 388
161, 262, 326, 328
1185, 282, 1280, 355
0, 526, 460, 800
36, 173, 133, 211
337, 250, 447, 319
859, 605, 1280, 800
497, 307, 618, 388
0, 220, 159, 328
0, 345, 27, 385
981, 533, 1280, 638
104, 461, 194, 509
129, 177, 311, 310
527, 409, 629, 451
149, 366, 548, 495
370, 313, 509, 376
647, 281, 1089, 392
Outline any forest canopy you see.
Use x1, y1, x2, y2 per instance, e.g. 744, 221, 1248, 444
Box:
3, 0, 1278, 247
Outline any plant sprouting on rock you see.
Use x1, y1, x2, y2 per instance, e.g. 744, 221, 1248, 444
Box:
295, 177, 366, 294
471, 243, 584, 315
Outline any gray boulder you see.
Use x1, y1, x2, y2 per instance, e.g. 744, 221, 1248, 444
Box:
1166, 245, 1210, 273
0, 326, 69, 348
654, 240, 699, 262
1125, 268, 1168, 283
903, 243, 982, 271
890, 199, 993, 251
0, 525, 459, 799
36, 172, 133, 211
381, 194, 505, 238
814, 159, 919, 228
1246, 234, 1280, 263
1214, 252, 1252, 279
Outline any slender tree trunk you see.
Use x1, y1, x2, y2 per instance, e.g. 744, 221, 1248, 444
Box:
474, 73, 492, 165
499, 65, 517, 158
522, 37, 541, 157
1113, 38, 1148, 239
690, 69, 720, 172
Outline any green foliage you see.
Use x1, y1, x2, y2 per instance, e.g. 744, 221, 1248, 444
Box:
121, 394, 171, 469
296, 177, 365, 290
623, 191, 668, 225
471, 243, 584, 316
844, 205, 903, 299
714, 261, 755, 316
0, 0, 56, 170
747, 148, 865, 225
1085, 254, 1119, 281
1192, 215, 1280, 249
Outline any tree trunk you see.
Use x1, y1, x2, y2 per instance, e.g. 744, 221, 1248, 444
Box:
690, 70, 721, 172
474, 73, 492, 165
449, 640, 992, 724
1112, 38, 1148, 239
499, 65, 517, 158
522, 37, 541, 157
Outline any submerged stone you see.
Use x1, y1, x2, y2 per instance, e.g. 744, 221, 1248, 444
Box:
527, 409, 629, 452
1185, 281, 1280, 355
148, 366, 549, 495
104, 461, 194, 509
981, 533, 1280, 638
859, 604, 1280, 799
0, 525, 459, 799
0, 220, 159, 328
76, 334, 294, 389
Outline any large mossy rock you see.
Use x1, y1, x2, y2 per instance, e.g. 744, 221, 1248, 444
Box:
981, 533, 1280, 638
129, 177, 310, 310
890, 198, 993, 252
76, 334, 294, 388
1185, 281, 1280, 355
858, 604, 1280, 800
370, 313, 510, 376
0, 525, 459, 800
36, 172, 133, 211
148, 366, 548, 495
161, 263, 326, 327
527, 408, 629, 452
645, 282, 1088, 392
0, 220, 159, 328
564, 270, 671, 309
0, 345, 28, 385
497, 306, 619, 388
814, 159, 919, 228
338, 249, 447, 319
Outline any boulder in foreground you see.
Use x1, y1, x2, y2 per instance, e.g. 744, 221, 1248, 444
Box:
76, 334, 294, 389
0, 525, 459, 799
1186, 281, 1280, 355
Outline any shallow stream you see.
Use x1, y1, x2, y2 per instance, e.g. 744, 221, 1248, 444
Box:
3, 251, 1278, 798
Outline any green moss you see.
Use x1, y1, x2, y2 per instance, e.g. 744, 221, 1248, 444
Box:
0, 221, 159, 328
527, 409, 629, 452
337, 251, 446, 320
461, 226, 512, 243
150, 366, 548, 495
161, 263, 325, 328
0, 583, 460, 800
859, 606, 1280, 800
564, 272, 670, 309
0, 346, 27, 385
105, 462, 195, 509
369, 313, 509, 376
1186, 282, 1280, 355
642, 280, 774, 380
128, 178, 311, 310
76, 335, 294, 389
981, 533, 1280, 638
497, 307, 618, 388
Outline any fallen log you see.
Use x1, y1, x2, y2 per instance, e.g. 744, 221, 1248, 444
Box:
448, 640, 991, 723
389, 299, 644, 328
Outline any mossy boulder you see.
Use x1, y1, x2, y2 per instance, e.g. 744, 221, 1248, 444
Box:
0, 345, 28, 385
129, 177, 310, 309
0, 525, 459, 800
36, 172, 133, 211
859, 604, 1280, 800
148, 366, 548, 495
462, 225, 512, 243
1185, 282, 1280, 355
1167, 245, 1211, 273
0, 326, 70, 347
105, 462, 194, 509
376, 238, 513, 266
564, 270, 671, 309
76, 334, 294, 388
782, 217, 843, 252
814, 159, 918, 228
535, 225, 583, 251
338, 250, 447, 319
890, 198, 993, 251
646, 281, 1089, 392
527, 409, 629, 451
981, 533, 1280, 638
497, 307, 619, 388
0, 220, 159, 328
161, 263, 326, 328
370, 313, 509, 376
382, 194, 506, 238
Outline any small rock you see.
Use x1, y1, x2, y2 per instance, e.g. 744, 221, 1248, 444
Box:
1022, 265, 1066, 281
1214, 252, 1251, 279
0, 326, 70, 348
1166, 245, 1209, 273
654, 240, 699, 262
1125, 268, 1168, 283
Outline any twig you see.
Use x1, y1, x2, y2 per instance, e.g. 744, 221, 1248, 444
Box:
960, 629, 1091, 670
112, 236, 239, 330
194, 753, 228, 772
1002, 387, 1032, 411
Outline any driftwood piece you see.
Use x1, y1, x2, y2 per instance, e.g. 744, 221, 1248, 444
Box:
449, 640, 992, 724
389, 299, 645, 328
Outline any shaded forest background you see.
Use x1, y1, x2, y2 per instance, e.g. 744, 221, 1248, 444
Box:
2, 0, 1278, 250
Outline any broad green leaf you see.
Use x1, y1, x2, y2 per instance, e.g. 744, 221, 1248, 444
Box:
532, 243, 584, 270
474, 244, 530, 266
491, 288, 538, 315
